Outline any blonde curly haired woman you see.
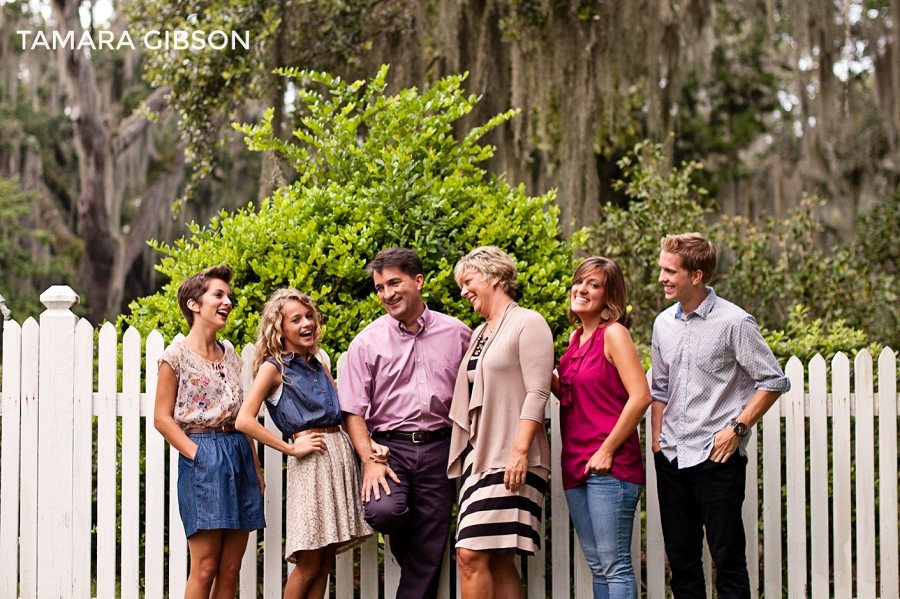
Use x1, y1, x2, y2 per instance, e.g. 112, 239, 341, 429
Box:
236, 288, 377, 599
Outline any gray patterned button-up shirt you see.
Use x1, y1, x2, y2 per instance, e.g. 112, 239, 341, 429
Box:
651, 287, 790, 468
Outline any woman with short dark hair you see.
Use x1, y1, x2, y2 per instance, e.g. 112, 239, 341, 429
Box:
154, 265, 265, 599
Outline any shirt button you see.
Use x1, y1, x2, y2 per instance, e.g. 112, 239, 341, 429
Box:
417, 359, 421, 363
423, 402, 427, 405
420, 380, 425, 384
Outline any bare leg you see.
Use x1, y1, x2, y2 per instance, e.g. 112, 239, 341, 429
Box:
305, 545, 338, 599
458, 548, 495, 599
210, 529, 251, 599
186, 530, 224, 598
284, 548, 328, 599
489, 554, 525, 599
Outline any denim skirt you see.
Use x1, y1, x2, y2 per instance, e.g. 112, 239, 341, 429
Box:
178, 429, 266, 538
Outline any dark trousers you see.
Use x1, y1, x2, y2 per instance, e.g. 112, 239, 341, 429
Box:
654, 451, 751, 599
365, 434, 455, 599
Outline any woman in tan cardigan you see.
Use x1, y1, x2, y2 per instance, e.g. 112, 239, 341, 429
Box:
448, 246, 555, 599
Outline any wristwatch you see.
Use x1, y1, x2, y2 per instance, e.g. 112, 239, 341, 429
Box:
731, 419, 749, 437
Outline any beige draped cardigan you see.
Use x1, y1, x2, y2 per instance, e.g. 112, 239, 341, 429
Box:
447, 302, 555, 479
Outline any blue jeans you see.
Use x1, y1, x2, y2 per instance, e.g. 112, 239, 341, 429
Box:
565, 474, 642, 599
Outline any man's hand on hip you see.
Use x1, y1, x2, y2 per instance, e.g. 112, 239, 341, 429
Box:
362, 459, 400, 502
709, 427, 740, 463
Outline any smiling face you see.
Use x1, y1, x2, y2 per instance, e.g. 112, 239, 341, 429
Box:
280, 299, 318, 355
459, 269, 496, 319
570, 268, 607, 320
189, 278, 232, 331
372, 266, 425, 328
658, 250, 703, 306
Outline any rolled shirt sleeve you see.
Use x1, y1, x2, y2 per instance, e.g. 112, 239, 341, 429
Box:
736, 315, 791, 393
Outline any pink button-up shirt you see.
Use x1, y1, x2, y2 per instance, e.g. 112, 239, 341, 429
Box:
339, 306, 472, 432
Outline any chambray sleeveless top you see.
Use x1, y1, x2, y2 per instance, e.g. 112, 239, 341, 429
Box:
558, 326, 645, 490
264, 353, 341, 436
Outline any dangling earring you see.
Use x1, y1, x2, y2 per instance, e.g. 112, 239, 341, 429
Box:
600, 307, 611, 321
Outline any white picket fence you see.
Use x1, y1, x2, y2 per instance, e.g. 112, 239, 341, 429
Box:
1, 286, 898, 598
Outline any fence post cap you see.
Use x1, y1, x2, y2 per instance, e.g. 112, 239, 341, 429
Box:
39, 285, 80, 311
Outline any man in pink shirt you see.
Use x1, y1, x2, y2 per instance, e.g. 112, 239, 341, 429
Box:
340, 247, 472, 599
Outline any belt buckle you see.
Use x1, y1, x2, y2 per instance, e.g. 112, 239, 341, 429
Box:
411, 431, 427, 444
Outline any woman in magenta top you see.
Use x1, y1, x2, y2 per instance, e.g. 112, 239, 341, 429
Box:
553, 257, 651, 599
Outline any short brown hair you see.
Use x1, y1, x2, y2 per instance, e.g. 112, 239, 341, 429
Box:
453, 246, 518, 299
567, 257, 628, 327
366, 247, 424, 278
176, 265, 234, 328
660, 233, 717, 284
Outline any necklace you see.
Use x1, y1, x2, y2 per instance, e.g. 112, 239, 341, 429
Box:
471, 326, 495, 358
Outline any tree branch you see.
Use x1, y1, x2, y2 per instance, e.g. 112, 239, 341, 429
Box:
123, 143, 186, 270
112, 86, 173, 155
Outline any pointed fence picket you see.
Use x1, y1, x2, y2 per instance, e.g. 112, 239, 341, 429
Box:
0, 288, 899, 598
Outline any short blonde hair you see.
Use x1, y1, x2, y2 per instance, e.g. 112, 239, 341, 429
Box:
454, 246, 518, 299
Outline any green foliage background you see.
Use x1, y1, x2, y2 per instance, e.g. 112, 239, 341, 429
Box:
0, 175, 70, 318
125, 67, 581, 356
586, 142, 895, 365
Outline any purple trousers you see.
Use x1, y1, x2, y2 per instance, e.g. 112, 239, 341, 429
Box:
366, 433, 455, 599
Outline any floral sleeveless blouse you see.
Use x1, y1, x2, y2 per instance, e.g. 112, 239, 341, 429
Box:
158, 339, 244, 429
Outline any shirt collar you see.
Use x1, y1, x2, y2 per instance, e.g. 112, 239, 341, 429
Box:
283, 352, 320, 371
675, 287, 717, 320
394, 303, 432, 335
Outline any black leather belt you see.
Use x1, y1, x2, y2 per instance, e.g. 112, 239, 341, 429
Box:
372, 428, 451, 444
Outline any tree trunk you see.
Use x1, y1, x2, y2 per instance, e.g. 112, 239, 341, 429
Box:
52, 0, 175, 323
51, 0, 117, 323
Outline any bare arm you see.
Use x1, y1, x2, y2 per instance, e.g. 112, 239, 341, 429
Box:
344, 413, 399, 502
235, 362, 326, 459
651, 401, 664, 453
550, 371, 561, 397
245, 434, 266, 496
585, 324, 652, 474
709, 389, 781, 462
153, 361, 198, 460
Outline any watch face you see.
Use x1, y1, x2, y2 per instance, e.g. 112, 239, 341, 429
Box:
733, 421, 748, 437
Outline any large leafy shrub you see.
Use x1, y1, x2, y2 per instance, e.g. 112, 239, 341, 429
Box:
125, 67, 581, 356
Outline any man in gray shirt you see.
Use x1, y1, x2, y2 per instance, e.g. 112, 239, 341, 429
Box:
650, 232, 790, 599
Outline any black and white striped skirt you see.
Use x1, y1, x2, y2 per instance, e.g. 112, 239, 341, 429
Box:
455, 447, 549, 556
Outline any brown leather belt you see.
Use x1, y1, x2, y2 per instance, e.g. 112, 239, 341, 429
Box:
292, 426, 341, 441
372, 428, 451, 444
183, 425, 236, 435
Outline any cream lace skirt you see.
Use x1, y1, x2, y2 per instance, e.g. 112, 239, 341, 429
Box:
285, 430, 373, 561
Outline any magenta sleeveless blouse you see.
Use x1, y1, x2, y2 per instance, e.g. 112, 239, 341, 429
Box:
558, 326, 645, 490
